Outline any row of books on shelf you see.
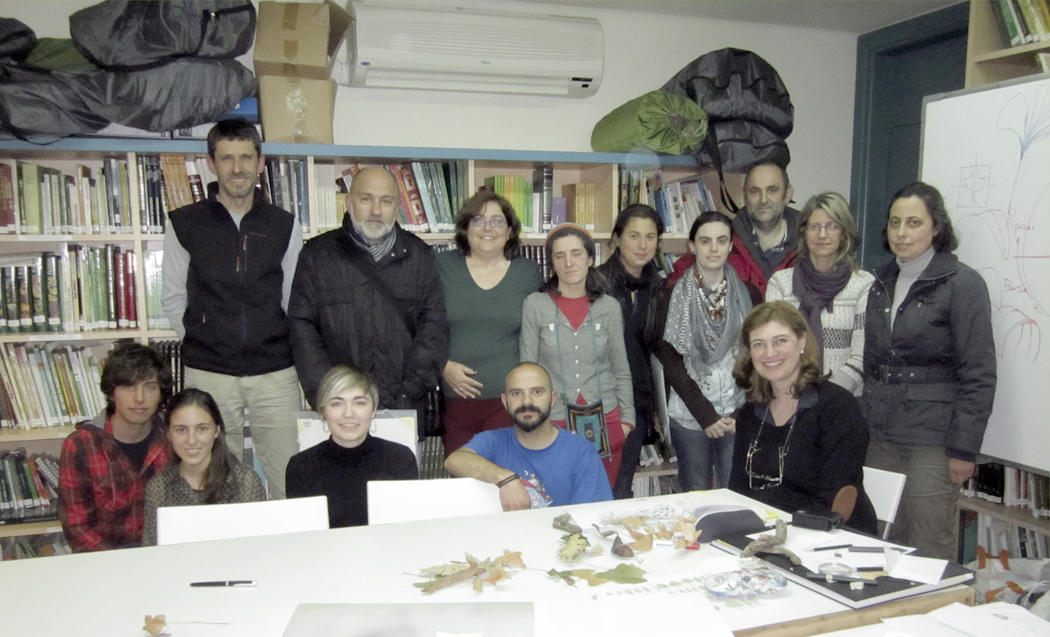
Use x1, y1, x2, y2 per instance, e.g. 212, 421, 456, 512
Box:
1, 533, 71, 560
960, 462, 1050, 517
0, 451, 59, 523
618, 166, 719, 235
0, 343, 106, 430
990, 0, 1050, 47
0, 245, 138, 334
632, 475, 677, 498
335, 161, 470, 235
958, 509, 1049, 563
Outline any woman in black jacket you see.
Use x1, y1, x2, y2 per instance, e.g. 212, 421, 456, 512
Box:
595, 205, 664, 499
862, 182, 996, 560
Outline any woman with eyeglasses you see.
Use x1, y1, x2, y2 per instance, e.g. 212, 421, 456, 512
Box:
436, 192, 543, 455
728, 301, 876, 534
765, 192, 873, 396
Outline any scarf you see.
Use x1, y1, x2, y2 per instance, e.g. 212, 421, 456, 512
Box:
345, 216, 397, 262
665, 263, 751, 383
792, 256, 850, 352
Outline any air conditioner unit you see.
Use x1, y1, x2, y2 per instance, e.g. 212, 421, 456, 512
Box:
347, 2, 603, 98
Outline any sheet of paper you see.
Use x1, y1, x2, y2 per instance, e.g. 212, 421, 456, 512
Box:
596, 587, 734, 637
929, 601, 1050, 637
744, 526, 913, 574
885, 549, 947, 585
881, 614, 973, 637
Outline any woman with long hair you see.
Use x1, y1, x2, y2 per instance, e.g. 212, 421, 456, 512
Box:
285, 365, 418, 527
595, 204, 665, 498
765, 192, 873, 395
862, 182, 995, 559
520, 224, 634, 487
729, 302, 876, 534
141, 388, 266, 546
656, 212, 761, 492
437, 192, 543, 455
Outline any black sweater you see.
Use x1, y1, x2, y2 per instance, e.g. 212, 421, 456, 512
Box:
285, 435, 418, 528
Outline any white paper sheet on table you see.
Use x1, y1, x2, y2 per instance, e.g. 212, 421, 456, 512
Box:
596, 588, 734, 637
884, 549, 947, 585
745, 526, 914, 574
929, 601, 1050, 637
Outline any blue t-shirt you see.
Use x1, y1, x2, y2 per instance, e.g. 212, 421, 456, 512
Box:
465, 427, 613, 507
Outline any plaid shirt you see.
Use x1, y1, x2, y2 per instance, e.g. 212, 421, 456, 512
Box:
58, 415, 171, 552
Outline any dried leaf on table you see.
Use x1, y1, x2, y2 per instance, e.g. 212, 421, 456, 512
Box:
570, 569, 609, 587
592, 523, 617, 538
143, 615, 168, 636
625, 526, 647, 540
553, 513, 582, 534
559, 533, 591, 561
588, 543, 604, 555
619, 515, 647, 527
419, 562, 472, 578
415, 551, 524, 594
628, 534, 653, 552
548, 568, 577, 586
611, 534, 635, 559
493, 549, 526, 569
595, 564, 647, 584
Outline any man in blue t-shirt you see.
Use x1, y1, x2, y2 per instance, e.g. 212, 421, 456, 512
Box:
445, 362, 612, 510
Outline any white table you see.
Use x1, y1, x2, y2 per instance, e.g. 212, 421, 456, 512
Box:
0, 490, 969, 636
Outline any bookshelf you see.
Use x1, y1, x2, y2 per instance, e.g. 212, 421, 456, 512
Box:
957, 495, 1050, 537
0, 136, 718, 544
966, 0, 1050, 87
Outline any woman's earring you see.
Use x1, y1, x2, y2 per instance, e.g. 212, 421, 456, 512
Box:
322, 420, 330, 434
370, 419, 377, 434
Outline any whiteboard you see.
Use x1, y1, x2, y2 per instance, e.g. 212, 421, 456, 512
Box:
920, 75, 1049, 473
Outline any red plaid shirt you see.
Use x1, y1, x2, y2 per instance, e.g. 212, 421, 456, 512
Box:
58, 416, 171, 552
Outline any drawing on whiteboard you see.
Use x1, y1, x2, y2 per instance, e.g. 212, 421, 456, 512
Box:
954, 86, 1049, 363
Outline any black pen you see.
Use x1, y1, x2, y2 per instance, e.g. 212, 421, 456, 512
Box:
190, 580, 257, 587
810, 543, 852, 552
849, 546, 892, 553
804, 572, 877, 585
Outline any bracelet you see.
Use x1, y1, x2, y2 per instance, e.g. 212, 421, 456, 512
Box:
496, 473, 520, 488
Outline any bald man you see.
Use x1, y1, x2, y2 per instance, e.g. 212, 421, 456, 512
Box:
445, 363, 612, 510
288, 166, 448, 411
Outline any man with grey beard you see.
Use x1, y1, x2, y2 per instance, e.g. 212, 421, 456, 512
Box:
288, 166, 448, 412
445, 363, 612, 510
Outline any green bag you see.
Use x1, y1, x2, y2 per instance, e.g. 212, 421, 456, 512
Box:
591, 89, 708, 155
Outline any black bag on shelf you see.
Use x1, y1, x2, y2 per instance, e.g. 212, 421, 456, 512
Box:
0, 64, 108, 141
663, 48, 794, 212
0, 18, 36, 62
70, 0, 256, 70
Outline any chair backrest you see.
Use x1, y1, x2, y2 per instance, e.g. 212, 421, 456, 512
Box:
296, 409, 420, 466
156, 496, 330, 546
862, 466, 907, 537
366, 478, 503, 525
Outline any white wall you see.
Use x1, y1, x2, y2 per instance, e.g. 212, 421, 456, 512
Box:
0, 0, 858, 202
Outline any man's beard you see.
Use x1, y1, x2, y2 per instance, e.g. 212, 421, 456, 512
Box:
351, 215, 395, 242
511, 405, 549, 433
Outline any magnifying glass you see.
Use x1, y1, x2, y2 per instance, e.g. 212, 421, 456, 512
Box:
818, 562, 853, 579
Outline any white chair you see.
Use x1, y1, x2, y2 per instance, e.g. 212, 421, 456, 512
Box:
296, 409, 420, 467
156, 495, 330, 546
862, 466, 907, 540
366, 478, 503, 525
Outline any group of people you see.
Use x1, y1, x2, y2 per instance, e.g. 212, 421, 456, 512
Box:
56, 119, 994, 563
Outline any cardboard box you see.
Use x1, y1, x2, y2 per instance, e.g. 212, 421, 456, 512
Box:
258, 76, 336, 144
254, 1, 352, 81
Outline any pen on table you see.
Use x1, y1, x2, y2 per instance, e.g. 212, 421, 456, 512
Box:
809, 543, 852, 552
804, 572, 877, 586
849, 546, 898, 553
190, 580, 257, 587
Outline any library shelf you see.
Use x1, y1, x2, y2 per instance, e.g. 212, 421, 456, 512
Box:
957, 494, 1050, 537
0, 518, 62, 539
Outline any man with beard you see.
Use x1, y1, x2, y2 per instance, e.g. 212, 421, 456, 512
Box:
288, 166, 448, 412
445, 363, 612, 510
162, 118, 301, 499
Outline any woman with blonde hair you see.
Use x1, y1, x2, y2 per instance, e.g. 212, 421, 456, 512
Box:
286, 365, 417, 527
765, 192, 873, 395
729, 302, 876, 534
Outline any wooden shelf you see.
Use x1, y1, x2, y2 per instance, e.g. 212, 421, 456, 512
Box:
0, 518, 62, 539
975, 39, 1050, 63
0, 330, 142, 343
957, 494, 1050, 536
0, 426, 76, 443
965, 0, 1050, 87
636, 458, 678, 478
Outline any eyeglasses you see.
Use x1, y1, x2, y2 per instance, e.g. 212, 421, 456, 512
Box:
469, 216, 508, 229
745, 409, 798, 491
805, 222, 842, 235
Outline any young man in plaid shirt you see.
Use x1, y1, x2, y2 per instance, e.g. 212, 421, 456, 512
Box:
58, 343, 172, 551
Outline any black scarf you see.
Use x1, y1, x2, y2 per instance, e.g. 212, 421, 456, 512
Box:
792, 256, 851, 353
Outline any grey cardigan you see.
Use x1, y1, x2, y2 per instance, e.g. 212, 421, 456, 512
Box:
519, 292, 635, 426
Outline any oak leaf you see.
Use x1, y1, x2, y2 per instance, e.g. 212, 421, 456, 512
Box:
143, 615, 168, 636
493, 549, 526, 569
559, 533, 590, 561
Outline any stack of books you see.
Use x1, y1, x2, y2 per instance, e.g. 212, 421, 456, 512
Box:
0, 344, 105, 430
989, 0, 1050, 48
0, 450, 60, 523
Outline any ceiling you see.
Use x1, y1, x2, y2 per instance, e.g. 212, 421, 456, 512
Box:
534, 0, 961, 34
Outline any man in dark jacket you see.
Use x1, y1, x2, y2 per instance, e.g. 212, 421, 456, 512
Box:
288, 166, 448, 412
162, 119, 301, 499
667, 162, 798, 297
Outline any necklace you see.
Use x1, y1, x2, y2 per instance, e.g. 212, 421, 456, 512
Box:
745, 406, 798, 491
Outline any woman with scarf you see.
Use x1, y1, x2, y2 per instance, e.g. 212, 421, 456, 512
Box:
655, 212, 761, 492
595, 204, 665, 498
765, 192, 873, 395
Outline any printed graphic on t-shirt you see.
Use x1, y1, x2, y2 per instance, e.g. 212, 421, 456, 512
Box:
522, 470, 553, 508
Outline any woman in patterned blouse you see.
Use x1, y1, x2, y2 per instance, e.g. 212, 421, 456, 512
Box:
141, 388, 266, 545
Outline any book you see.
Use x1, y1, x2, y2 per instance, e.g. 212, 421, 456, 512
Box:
0, 159, 19, 234
713, 528, 974, 609
16, 161, 41, 234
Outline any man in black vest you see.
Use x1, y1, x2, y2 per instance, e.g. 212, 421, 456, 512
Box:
288, 166, 448, 412
161, 119, 302, 499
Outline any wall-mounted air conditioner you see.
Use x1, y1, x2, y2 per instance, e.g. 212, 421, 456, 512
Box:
347, 2, 603, 98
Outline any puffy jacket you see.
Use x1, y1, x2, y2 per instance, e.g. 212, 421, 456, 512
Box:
287, 218, 449, 409
860, 251, 996, 459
